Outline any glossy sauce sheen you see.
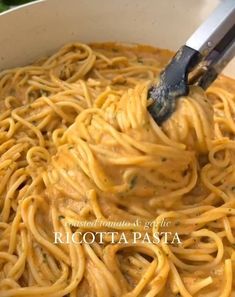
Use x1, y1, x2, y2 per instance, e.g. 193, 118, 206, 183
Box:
0, 42, 235, 297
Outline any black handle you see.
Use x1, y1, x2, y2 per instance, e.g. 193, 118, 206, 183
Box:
148, 45, 201, 124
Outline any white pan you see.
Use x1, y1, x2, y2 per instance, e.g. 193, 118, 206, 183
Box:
0, 0, 234, 78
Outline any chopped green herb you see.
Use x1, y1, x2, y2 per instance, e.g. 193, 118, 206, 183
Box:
137, 57, 143, 64
129, 176, 138, 189
40, 90, 49, 97
60, 69, 67, 81
42, 253, 47, 262
29, 91, 39, 101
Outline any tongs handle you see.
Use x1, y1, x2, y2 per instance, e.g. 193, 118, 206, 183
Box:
148, 0, 235, 125
186, 0, 235, 56
192, 24, 235, 89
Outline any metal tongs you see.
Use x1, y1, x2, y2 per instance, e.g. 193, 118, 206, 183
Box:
148, 0, 235, 125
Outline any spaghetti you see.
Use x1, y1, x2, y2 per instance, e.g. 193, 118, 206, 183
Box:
0, 42, 235, 296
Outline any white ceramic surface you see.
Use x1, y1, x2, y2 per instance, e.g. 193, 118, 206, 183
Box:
0, 0, 234, 77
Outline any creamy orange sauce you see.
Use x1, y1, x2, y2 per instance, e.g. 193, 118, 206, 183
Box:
1, 42, 235, 297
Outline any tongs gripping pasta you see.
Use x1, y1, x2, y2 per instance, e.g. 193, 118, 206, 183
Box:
148, 0, 235, 124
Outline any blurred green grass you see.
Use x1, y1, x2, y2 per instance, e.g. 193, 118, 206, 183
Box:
0, 0, 36, 12
0, 2, 9, 12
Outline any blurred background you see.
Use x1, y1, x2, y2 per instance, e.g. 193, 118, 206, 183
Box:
0, 0, 35, 12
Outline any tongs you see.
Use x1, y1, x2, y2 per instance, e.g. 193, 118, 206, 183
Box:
148, 0, 235, 125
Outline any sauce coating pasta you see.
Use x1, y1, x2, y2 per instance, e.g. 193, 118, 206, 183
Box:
0, 42, 235, 297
